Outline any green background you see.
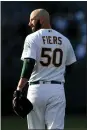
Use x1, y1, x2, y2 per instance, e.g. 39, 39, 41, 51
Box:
2, 115, 86, 130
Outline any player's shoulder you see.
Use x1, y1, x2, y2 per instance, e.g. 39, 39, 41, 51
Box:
55, 29, 72, 48
53, 29, 70, 42
25, 30, 40, 41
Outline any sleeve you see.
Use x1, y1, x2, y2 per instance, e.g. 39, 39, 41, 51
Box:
65, 40, 77, 66
21, 35, 37, 61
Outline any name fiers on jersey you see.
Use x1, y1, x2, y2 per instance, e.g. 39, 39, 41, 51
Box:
42, 36, 62, 45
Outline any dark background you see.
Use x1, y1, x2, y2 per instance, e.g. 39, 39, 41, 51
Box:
1, 0, 86, 120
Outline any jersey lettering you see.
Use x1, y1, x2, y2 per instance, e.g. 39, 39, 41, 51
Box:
42, 36, 62, 45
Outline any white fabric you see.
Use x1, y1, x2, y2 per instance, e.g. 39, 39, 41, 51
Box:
27, 84, 66, 129
21, 29, 76, 83
21, 34, 37, 60
21, 29, 76, 129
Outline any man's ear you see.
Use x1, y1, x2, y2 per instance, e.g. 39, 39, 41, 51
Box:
40, 17, 44, 24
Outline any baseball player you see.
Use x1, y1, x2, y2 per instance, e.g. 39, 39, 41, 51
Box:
13, 9, 76, 129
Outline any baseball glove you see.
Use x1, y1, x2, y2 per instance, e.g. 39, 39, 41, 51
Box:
12, 90, 33, 118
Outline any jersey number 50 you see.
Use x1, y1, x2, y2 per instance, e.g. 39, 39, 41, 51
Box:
40, 48, 63, 67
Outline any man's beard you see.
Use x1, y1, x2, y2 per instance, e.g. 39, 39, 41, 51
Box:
32, 20, 41, 32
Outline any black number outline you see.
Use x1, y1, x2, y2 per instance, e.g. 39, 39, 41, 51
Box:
40, 48, 63, 67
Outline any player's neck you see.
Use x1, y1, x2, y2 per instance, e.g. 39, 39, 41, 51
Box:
41, 23, 51, 29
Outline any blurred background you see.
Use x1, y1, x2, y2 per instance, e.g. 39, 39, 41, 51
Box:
1, 1, 86, 130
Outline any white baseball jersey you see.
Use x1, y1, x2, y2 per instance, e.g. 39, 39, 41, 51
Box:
21, 29, 76, 82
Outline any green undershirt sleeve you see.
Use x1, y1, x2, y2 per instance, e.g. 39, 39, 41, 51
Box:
20, 58, 35, 79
